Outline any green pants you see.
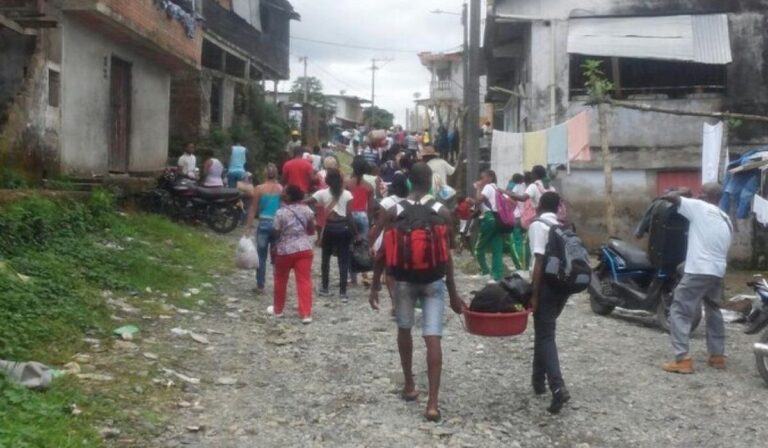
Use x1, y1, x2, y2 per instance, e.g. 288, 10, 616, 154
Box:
510, 221, 528, 270
476, 212, 504, 281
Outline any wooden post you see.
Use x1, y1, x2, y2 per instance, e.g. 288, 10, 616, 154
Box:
598, 103, 616, 236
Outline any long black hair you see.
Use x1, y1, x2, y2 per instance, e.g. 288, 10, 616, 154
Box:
352, 156, 368, 185
325, 168, 343, 199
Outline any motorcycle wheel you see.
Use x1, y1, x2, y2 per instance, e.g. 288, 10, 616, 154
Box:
656, 292, 702, 334
756, 331, 768, 386
207, 204, 240, 234
588, 271, 615, 316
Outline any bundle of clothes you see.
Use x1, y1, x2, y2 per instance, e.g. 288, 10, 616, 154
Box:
470, 274, 532, 313
153, 0, 200, 38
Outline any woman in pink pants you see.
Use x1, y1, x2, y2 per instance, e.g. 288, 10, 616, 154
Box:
269, 185, 316, 324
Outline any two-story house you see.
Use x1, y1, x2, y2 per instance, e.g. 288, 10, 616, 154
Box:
416, 51, 464, 133
0, 0, 203, 178
169, 0, 299, 143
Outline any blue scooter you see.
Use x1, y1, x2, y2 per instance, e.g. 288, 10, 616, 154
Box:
587, 238, 702, 332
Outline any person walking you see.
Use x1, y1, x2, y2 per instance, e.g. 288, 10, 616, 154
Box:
369, 162, 466, 422
347, 156, 375, 286
282, 147, 315, 195
475, 170, 504, 282
661, 183, 733, 373
269, 185, 315, 324
244, 164, 283, 293
421, 145, 455, 193
528, 191, 572, 414
201, 149, 224, 187
227, 141, 247, 187
506, 173, 528, 270
308, 168, 357, 302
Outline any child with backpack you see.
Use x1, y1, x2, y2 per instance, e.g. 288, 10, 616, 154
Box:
454, 196, 476, 255
369, 162, 466, 423
528, 191, 591, 414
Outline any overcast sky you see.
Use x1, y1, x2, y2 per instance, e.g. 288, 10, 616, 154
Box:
282, 0, 469, 126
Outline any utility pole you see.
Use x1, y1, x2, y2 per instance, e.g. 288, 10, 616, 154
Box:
299, 56, 308, 103
598, 103, 616, 236
369, 58, 393, 129
465, 0, 481, 195
461, 2, 470, 194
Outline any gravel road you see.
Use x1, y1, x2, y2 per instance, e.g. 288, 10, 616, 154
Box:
154, 249, 768, 448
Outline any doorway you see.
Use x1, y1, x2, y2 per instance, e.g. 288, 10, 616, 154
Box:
109, 57, 132, 172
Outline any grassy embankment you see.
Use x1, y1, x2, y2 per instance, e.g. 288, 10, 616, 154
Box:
0, 191, 232, 447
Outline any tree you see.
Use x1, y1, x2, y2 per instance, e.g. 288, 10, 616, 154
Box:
363, 106, 394, 130
290, 76, 329, 107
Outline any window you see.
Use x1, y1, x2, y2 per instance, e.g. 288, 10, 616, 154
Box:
48, 69, 60, 108
225, 53, 246, 78
436, 67, 451, 81
202, 39, 224, 71
569, 55, 727, 100
210, 77, 222, 126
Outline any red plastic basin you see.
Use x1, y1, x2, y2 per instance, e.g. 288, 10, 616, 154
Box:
462, 308, 531, 337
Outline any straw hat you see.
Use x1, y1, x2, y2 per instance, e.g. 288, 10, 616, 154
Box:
420, 145, 437, 158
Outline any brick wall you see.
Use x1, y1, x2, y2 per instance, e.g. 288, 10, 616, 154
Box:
101, 0, 202, 67
169, 72, 204, 144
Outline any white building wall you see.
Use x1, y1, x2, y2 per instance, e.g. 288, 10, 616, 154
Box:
60, 15, 170, 175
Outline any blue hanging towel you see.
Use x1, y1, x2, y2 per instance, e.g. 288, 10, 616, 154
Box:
546, 123, 568, 166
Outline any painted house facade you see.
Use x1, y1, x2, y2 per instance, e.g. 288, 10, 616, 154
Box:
485, 0, 768, 255
0, 0, 203, 178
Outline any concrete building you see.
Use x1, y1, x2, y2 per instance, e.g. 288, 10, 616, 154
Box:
0, 0, 203, 178
417, 51, 464, 132
485, 0, 768, 256
170, 0, 299, 143
326, 94, 370, 129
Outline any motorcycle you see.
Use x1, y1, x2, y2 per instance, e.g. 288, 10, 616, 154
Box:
141, 167, 243, 234
587, 238, 702, 332
745, 276, 768, 385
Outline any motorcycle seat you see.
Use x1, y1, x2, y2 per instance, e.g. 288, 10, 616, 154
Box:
196, 187, 241, 200
608, 239, 652, 270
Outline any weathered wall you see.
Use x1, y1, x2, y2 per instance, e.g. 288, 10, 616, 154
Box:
61, 15, 170, 175
0, 27, 60, 181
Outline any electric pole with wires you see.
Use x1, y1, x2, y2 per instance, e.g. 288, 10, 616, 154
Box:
369, 57, 393, 128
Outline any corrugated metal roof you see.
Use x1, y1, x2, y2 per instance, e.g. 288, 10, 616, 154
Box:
567, 14, 732, 65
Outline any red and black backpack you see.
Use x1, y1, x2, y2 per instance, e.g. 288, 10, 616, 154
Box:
384, 198, 450, 284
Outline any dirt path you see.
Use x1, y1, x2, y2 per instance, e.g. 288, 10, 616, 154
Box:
153, 247, 768, 448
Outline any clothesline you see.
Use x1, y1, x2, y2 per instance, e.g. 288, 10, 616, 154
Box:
490, 111, 592, 186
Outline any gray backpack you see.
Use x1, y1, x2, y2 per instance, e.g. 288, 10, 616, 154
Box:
537, 220, 592, 294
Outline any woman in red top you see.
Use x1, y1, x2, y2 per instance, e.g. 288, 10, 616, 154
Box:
346, 156, 374, 286
454, 196, 476, 255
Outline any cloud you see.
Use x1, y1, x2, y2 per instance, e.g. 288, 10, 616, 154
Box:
284, 0, 466, 125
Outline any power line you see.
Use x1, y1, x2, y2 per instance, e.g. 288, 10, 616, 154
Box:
307, 60, 368, 92
291, 35, 421, 53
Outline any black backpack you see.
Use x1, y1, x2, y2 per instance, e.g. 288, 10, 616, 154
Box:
470, 274, 531, 313
537, 220, 592, 294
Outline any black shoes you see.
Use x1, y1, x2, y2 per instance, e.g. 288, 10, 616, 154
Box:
547, 387, 571, 414
532, 377, 547, 395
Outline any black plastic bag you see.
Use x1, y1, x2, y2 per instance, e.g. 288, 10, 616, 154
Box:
350, 239, 373, 273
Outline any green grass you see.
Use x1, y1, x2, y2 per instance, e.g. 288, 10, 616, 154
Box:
0, 193, 233, 447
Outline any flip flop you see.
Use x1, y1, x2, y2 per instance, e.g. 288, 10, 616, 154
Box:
424, 409, 442, 423
401, 390, 419, 402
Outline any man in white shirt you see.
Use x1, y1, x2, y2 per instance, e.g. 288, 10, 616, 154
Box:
474, 170, 504, 282
421, 145, 456, 192
661, 183, 733, 374
177, 143, 197, 180
528, 191, 571, 414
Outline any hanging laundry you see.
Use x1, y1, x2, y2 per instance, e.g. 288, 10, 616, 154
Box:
546, 123, 568, 166
754, 195, 768, 226
524, 130, 547, 170
702, 121, 723, 185
567, 111, 591, 162
491, 130, 524, 187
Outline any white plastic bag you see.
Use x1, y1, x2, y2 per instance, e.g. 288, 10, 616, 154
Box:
235, 237, 259, 270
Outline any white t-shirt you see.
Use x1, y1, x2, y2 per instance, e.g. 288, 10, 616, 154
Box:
312, 188, 353, 217
427, 158, 456, 186
525, 180, 555, 208
178, 154, 197, 179
481, 184, 497, 212
513, 183, 527, 218
677, 197, 732, 277
380, 195, 405, 211
528, 212, 559, 272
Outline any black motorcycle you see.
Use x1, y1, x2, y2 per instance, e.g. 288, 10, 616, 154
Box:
744, 276, 768, 386
141, 167, 242, 234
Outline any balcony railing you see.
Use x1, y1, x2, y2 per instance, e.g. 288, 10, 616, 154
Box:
430, 80, 463, 102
